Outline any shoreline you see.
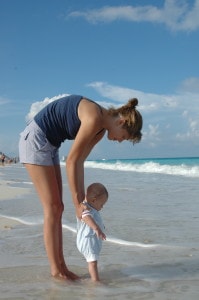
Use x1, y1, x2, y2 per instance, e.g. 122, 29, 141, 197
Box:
0, 179, 31, 201
0, 178, 32, 230
0, 215, 20, 230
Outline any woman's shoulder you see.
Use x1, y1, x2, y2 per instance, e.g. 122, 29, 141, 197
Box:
78, 98, 104, 122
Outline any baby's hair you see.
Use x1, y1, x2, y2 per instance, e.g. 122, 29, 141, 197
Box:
108, 98, 143, 144
86, 183, 108, 201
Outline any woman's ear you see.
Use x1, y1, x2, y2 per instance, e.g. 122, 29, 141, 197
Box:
91, 197, 96, 203
119, 117, 125, 126
116, 117, 125, 126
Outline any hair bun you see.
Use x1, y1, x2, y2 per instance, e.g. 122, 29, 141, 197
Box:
128, 98, 138, 108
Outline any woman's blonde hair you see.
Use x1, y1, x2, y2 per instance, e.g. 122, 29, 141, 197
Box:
107, 98, 143, 144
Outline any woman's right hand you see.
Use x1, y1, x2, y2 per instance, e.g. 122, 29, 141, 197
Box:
76, 202, 88, 219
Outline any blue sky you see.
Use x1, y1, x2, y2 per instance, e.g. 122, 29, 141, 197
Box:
0, 0, 199, 159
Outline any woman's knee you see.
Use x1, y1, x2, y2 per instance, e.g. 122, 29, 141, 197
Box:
54, 201, 64, 217
45, 200, 64, 219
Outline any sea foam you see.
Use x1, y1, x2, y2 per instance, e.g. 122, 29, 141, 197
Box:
83, 161, 199, 178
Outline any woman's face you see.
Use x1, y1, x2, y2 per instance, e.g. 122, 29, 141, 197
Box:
107, 120, 130, 142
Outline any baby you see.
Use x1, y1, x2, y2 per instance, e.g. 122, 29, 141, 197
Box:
76, 182, 108, 281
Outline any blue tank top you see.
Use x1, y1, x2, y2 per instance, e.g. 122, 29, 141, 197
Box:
34, 95, 83, 147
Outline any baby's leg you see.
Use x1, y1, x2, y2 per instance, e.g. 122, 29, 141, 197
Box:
88, 261, 100, 281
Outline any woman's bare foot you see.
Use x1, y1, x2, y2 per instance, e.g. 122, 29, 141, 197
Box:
52, 272, 72, 281
52, 270, 80, 281
64, 268, 80, 281
61, 262, 80, 280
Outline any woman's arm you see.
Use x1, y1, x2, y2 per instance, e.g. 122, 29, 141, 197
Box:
66, 103, 105, 218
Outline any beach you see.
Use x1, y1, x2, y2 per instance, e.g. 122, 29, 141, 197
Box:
1, 160, 199, 299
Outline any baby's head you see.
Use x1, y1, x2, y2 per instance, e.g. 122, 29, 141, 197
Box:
86, 183, 108, 211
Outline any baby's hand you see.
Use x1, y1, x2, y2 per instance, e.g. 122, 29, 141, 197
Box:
94, 227, 106, 240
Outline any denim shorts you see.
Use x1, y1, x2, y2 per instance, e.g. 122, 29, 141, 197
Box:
19, 120, 60, 166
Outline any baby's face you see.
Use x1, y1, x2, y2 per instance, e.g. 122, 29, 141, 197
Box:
92, 194, 107, 211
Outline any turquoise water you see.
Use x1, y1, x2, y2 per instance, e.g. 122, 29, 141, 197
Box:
96, 156, 199, 166
82, 156, 199, 178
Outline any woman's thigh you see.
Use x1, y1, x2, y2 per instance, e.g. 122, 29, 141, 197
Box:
25, 164, 63, 210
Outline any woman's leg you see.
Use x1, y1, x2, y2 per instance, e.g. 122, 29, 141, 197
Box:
54, 164, 79, 280
25, 163, 78, 280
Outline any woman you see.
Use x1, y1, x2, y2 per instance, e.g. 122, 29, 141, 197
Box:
19, 94, 142, 280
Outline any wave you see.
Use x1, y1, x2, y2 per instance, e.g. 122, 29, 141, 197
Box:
84, 161, 199, 178
63, 223, 158, 248
0, 214, 43, 226
106, 237, 158, 248
0, 214, 158, 248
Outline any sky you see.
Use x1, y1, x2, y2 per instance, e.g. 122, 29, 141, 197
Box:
0, 0, 199, 160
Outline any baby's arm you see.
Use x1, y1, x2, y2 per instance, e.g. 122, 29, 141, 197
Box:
82, 215, 106, 240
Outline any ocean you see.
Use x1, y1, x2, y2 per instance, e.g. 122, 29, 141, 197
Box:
0, 157, 199, 299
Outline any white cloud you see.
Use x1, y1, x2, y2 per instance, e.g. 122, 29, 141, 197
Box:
87, 81, 180, 113
87, 81, 199, 147
26, 80, 199, 151
177, 110, 199, 141
178, 77, 199, 93
87, 81, 142, 103
147, 124, 160, 139
26, 93, 69, 122
67, 0, 199, 32
143, 124, 160, 148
